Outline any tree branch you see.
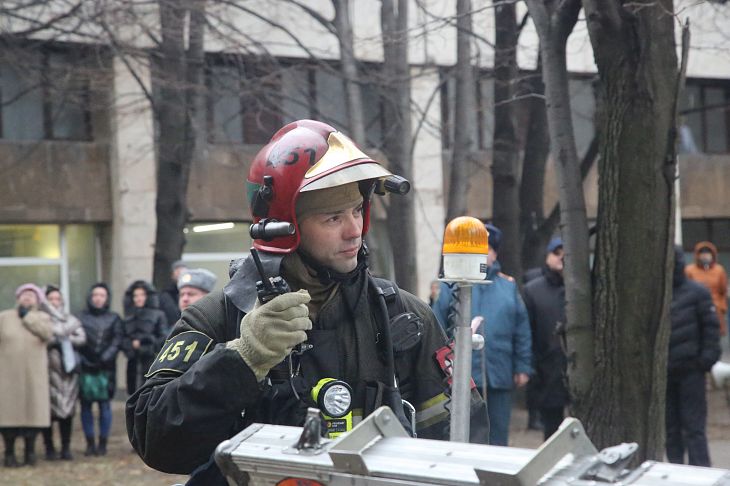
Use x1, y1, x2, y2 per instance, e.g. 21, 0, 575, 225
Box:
284, 0, 337, 35
539, 134, 598, 236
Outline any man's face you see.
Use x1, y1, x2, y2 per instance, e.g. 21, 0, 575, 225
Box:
298, 201, 364, 274
546, 247, 564, 273
17, 290, 38, 308
91, 287, 108, 309
47, 290, 63, 310
133, 288, 147, 308
699, 249, 713, 265
179, 286, 207, 311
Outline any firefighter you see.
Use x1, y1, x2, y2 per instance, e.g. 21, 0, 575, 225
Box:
125, 120, 488, 485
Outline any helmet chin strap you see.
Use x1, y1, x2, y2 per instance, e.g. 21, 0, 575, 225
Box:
297, 244, 370, 284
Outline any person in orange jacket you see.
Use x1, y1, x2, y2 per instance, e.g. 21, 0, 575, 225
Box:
685, 241, 728, 336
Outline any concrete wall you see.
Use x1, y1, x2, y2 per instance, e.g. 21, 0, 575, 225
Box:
679, 155, 730, 219
186, 145, 257, 221
0, 141, 112, 222
107, 57, 157, 310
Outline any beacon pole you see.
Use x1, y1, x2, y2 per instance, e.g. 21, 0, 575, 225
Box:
440, 216, 490, 443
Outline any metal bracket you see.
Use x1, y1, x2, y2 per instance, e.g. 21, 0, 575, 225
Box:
328, 406, 409, 476
581, 442, 638, 482
282, 408, 329, 456
475, 417, 598, 486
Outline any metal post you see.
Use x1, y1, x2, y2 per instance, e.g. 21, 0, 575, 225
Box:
450, 282, 472, 442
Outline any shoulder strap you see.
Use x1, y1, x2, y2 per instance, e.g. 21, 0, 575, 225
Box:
370, 276, 407, 319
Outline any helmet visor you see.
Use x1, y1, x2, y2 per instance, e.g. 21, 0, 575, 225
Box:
301, 162, 391, 192
301, 131, 392, 192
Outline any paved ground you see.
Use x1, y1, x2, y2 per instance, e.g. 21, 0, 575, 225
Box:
2, 384, 728, 485
509, 382, 730, 469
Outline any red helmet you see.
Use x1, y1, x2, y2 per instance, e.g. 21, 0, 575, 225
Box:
247, 119, 392, 253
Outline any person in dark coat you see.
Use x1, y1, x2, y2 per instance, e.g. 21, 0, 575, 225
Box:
158, 260, 188, 327
122, 280, 168, 396
666, 246, 721, 466
522, 237, 569, 440
521, 263, 545, 431
77, 283, 123, 456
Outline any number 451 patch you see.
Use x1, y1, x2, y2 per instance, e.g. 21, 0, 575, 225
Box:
146, 330, 213, 378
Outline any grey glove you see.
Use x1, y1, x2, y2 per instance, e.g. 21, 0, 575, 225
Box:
227, 290, 311, 381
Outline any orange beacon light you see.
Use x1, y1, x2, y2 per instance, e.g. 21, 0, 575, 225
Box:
441, 216, 489, 281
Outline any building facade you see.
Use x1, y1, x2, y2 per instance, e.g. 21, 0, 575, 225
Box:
0, 0, 728, 311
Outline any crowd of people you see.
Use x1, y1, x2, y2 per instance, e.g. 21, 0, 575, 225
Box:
432, 232, 724, 466
0, 120, 726, 482
0, 262, 216, 468
0, 235, 724, 473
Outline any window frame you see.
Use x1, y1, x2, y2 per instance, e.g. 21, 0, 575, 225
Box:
0, 42, 94, 142
681, 78, 730, 154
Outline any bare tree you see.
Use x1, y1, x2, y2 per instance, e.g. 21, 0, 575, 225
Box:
524, 0, 593, 402
286, 0, 366, 144
333, 0, 366, 144
577, 0, 680, 458
518, 65, 553, 271
526, 0, 682, 459
445, 0, 475, 224
151, 0, 206, 289
381, 0, 417, 292
491, 0, 520, 276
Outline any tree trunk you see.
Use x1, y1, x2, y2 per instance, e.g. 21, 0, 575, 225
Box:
381, 0, 417, 293
152, 0, 205, 290
333, 0, 366, 145
491, 1, 521, 277
519, 67, 551, 273
445, 0, 475, 224
524, 0, 594, 401
579, 0, 677, 459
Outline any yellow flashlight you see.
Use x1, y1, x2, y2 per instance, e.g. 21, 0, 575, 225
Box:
311, 378, 353, 439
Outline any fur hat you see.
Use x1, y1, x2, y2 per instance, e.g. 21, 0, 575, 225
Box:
177, 268, 217, 293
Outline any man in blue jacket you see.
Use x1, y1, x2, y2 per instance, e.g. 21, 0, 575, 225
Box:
432, 223, 532, 445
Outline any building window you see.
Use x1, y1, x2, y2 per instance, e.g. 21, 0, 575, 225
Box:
681, 80, 730, 154
0, 45, 93, 141
0, 224, 99, 312
440, 69, 595, 156
206, 59, 282, 145
206, 57, 385, 148
181, 222, 250, 291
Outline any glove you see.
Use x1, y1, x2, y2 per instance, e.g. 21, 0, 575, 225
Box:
227, 290, 312, 381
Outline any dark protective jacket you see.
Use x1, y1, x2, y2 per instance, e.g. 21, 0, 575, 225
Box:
126, 253, 488, 482
522, 267, 570, 409
159, 284, 181, 329
77, 285, 123, 397
670, 252, 721, 374
121, 281, 168, 360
